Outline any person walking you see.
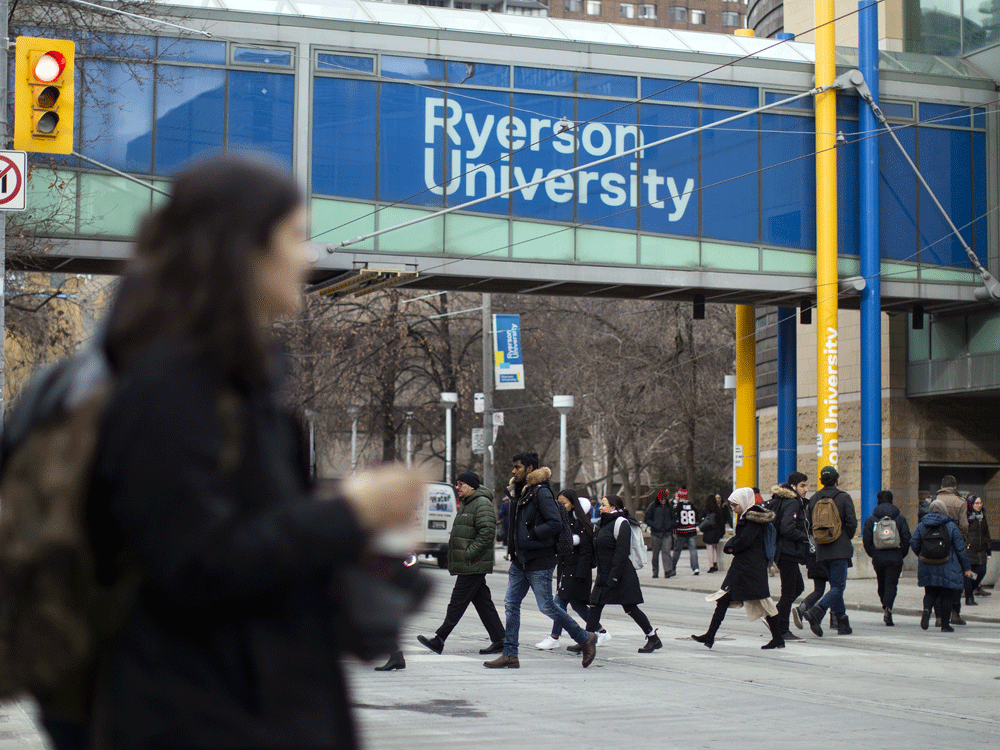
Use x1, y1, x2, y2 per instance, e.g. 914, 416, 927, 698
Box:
691, 487, 785, 650
670, 488, 700, 575
418, 471, 505, 656
768, 482, 809, 640
76, 155, 426, 750
644, 489, 675, 578
586, 496, 662, 653
484, 452, 597, 669
964, 495, 992, 606
700, 493, 729, 573
537, 491, 609, 649
802, 465, 858, 637
861, 490, 911, 626
911, 500, 973, 632
934, 475, 970, 625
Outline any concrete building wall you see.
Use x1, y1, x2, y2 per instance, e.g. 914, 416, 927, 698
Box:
782, 0, 906, 50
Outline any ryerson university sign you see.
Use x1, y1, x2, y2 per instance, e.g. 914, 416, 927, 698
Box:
424, 98, 696, 222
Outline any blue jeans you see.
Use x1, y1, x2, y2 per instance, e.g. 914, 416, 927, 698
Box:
671, 534, 699, 571
816, 558, 849, 619
550, 593, 591, 638
503, 564, 587, 657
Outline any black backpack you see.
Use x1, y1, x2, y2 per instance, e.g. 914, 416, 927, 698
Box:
919, 523, 952, 564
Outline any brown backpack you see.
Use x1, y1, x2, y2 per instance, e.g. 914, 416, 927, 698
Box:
811, 491, 844, 546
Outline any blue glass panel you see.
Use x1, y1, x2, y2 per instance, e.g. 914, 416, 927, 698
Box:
765, 91, 812, 111
154, 66, 225, 175
836, 118, 859, 256
157, 38, 226, 64
577, 72, 636, 99
312, 78, 376, 199
878, 126, 917, 262
973, 108, 986, 130
700, 108, 758, 244
637, 102, 699, 236
84, 33, 155, 59
514, 67, 573, 93
919, 102, 968, 127
511, 93, 575, 223
227, 71, 294, 168
317, 54, 374, 74
881, 101, 913, 119
643, 78, 698, 104
234, 47, 292, 67
972, 132, 987, 265
379, 82, 444, 207
382, 56, 445, 81
81, 60, 154, 173
917, 127, 971, 266
446, 61, 509, 88
760, 113, 815, 249
836, 94, 859, 118
701, 83, 757, 108
445, 88, 511, 215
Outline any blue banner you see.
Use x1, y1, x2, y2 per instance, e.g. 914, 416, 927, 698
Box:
494, 314, 524, 390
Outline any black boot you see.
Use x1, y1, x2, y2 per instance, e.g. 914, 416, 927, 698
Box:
965, 595, 977, 606
829, 612, 839, 630
883, 608, 894, 626
803, 606, 824, 637
692, 600, 727, 649
374, 650, 406, 671
941, 615, 955, 633
920, 608, 930, 630
761, 616, 785, 650
417, 635, 444, 654
638, 629, 662, 653
836, 615, 852, 635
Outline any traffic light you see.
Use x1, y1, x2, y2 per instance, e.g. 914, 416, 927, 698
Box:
14, 37, 75, 154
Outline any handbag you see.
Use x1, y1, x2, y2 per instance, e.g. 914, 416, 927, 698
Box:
698, 515, 717, 533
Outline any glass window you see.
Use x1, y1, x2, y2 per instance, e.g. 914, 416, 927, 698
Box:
80, 60, 155, 173
881, 101, 914, 120
447, 88, 514, 215
317, 54, 374, 74
918, 127, 972, 266
637, 102, 699, 236
84, 33, 156, 59
511, 92, 575, 223
765, 91, 812, 110
919, 102, 968, 128
638, 4, 656, 18
879, 126, 917, 261
227, 70, 295, 168
154, 66, 225, 175
668, 6, 686, 21
577, 72, 636, 98
564, 0, 583, 11
157, 38, 226, 64
621, 3, 635, 18
312, 78, 376, 199
701, 107, 759, 244
232, 47, 293, 67
721, 11, 741, 26
382, 56, 445, 81
761, 113, 815, 249
514, 67, 574, 92
577, 98, 645, 231
701, 82, 757, 108
691, 9, 706, 23
586, 0, 602, 15
643, 77, 698, 103
378, 83, 444, 208
837, 118, 859, 256
446, 61, 510, 87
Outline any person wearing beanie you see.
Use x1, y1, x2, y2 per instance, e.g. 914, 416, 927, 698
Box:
417, 471, 505, 656
670, 488, 700, 575
643, 489, 675, 578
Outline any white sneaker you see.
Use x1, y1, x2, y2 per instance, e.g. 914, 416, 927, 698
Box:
692, 569, 700, 576
535, 635, 560, 650
596, 631, 612, 646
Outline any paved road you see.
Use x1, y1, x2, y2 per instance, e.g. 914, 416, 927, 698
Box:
3, 550, 997, 749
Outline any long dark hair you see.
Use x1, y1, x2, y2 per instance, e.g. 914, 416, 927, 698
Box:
559, 489, 594, 541
105, 154, 303, 387
605, 495, 626, 514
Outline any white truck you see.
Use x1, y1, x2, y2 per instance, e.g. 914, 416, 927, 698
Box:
413, 482, 457, 568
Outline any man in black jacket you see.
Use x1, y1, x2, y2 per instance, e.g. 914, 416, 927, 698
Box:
769, 474, 810, 640
644, 490, 675, 578
484, 452, 597, 669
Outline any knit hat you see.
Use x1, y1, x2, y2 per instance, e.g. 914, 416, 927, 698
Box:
819, 465, 839, 484
676, 488, 687, 500
456, 471, 481, 490
657, 489, 670, 501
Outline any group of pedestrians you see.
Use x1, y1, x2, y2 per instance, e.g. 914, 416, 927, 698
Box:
644, 488, 727, 578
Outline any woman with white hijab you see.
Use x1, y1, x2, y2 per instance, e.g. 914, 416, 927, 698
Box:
691, 487, 784, 650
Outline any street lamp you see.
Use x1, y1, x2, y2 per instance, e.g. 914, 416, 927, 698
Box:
440, 392, 458, 484
723, 375, 736, 491
553, 395, 574, 489
405, 411, 414, 468
347, 405, 361, 472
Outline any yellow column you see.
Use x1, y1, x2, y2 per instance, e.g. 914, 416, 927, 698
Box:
735, 305, 756, 488
815, 0, 839, 474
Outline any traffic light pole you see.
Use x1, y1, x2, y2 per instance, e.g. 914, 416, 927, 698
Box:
2, 0, 9, 419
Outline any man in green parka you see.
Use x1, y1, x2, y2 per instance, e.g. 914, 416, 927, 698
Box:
418, 471, 506, 655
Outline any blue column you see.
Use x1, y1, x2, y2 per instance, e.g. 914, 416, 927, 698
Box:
777, 306, 797, 483
859, 1, 881, 521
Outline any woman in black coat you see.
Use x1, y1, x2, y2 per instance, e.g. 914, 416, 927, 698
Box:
692, 487, 784, 650
77, 156, 425, 750
585, 496, 662, 653
701, 493, 730, 573
965, 495, 992, 605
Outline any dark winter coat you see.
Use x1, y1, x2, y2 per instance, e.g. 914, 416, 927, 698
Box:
769, 484, 809, 565
556, 514, 594, 603
808, 486, 858, 562
643, 499, 673, 535
966, 511, 991, 566
910, 513, 970, 590
721, 505, 775, 601
590, 512, 643, 606
934, 487, 969, 540
701, 504, 730, 546
87, 344, 365, 750
861, 502, 912, 566
448, 486, 497, 576
509, 467, 560, 568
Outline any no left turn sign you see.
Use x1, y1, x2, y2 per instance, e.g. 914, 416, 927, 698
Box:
0, 151, 27, 212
